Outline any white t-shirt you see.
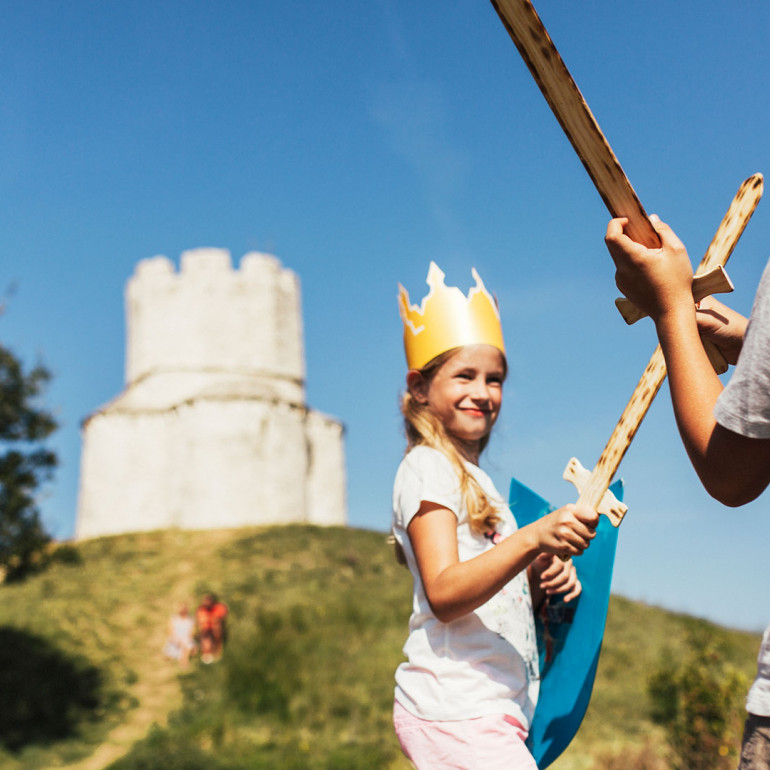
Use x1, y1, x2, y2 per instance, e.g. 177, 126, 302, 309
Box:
714, 256, 770, 717
391, 445, 539, 727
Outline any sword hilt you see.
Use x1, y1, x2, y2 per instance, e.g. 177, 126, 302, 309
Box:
615, 265, 734, 326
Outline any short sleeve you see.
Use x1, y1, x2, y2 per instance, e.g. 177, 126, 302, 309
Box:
715, 258, 770, 438
393, 447, 463, 531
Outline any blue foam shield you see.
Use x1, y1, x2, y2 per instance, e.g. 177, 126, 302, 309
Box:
509, 475, 623, 769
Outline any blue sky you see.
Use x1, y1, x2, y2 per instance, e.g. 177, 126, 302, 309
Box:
2, 1, 769, 632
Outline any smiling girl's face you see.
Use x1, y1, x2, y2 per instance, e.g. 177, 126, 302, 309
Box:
408, 344, 505, 461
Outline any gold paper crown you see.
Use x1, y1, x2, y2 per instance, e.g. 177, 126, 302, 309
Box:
398, 261, 505, 370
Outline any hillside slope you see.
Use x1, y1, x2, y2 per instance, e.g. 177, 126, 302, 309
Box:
0, 526, 761, 769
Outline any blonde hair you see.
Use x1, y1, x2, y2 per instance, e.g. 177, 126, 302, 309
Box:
401, 348, 506, 536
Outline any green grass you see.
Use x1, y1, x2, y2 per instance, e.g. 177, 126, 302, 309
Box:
0, 525, 761, 769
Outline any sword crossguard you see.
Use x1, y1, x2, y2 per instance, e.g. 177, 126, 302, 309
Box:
563, 457, 627, 527
615, 265, 734, 325
615, 265, 734, 374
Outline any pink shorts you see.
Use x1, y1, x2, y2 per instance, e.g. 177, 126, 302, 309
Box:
393, 700, 537, 770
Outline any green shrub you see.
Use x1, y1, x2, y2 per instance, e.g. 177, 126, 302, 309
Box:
648, 629, 748, 769
49, 542, 83, 566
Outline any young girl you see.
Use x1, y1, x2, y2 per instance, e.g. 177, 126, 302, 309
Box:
392, 263, 599, 769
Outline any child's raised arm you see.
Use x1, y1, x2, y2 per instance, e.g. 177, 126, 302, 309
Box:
408, 502, 597, 623
605, 216, 770, 505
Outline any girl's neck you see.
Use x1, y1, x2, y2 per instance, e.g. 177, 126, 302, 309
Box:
452, 437, 481, 466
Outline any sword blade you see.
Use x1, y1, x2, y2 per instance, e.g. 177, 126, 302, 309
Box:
490, 0, 660, 248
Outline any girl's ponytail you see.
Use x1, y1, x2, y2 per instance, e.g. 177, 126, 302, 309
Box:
400, 351, 503, 536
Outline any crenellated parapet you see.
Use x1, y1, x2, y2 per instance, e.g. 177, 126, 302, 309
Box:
126, 249, 304, 391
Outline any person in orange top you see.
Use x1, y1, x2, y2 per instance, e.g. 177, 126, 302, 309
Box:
196, 592, 228, 664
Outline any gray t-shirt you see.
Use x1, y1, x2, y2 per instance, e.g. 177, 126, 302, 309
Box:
713, 256, 770, 717
714, 257, 770, 437
746, 627, 770, 717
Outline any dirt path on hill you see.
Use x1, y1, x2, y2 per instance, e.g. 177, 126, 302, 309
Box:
63, 530, 236, 770
61, 602, 185, 770
61, 659, 182, 770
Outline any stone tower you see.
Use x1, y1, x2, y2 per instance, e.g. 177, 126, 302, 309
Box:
75, 248, 346, 539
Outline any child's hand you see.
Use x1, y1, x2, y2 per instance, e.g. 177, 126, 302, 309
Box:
605, 215, 694, 321
529, 553, 582, 602
695, 295, 748, 366
533, 504, 598, 558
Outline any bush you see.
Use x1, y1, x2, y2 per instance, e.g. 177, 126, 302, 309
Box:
49, 542, 83, 566
648, 629, 748, 769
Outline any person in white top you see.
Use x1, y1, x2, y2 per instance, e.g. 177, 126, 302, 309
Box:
162, 603, 196, 667
392, 263, 599, 769
606, 214, 770, 769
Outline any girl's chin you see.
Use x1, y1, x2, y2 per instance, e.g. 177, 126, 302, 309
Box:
452, 431, 490, 446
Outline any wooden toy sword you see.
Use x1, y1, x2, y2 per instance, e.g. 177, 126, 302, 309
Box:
565, 174, 762, 526
488, 0, 763, 523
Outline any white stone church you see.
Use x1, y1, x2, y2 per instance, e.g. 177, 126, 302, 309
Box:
75, 248, 347, 539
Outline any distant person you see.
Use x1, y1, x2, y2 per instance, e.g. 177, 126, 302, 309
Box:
162, 604, 196, 667
196, 593, 228, 664
605, 214, 770, 769
391, 263, 597, 769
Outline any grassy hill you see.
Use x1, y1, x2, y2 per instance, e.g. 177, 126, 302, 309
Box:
0, 525, 761, 769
